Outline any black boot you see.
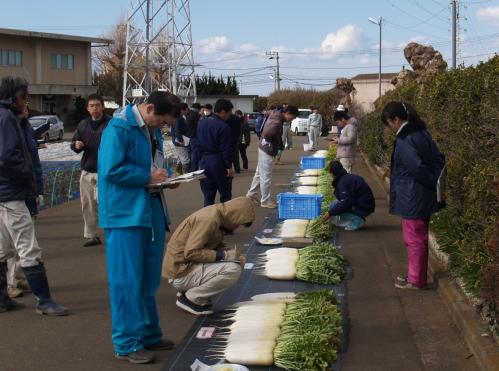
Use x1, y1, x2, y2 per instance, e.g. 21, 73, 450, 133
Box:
0, 261, 24, 313
22, 263, 69, 316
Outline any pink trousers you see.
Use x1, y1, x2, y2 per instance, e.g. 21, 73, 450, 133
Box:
402, 217, 430, 288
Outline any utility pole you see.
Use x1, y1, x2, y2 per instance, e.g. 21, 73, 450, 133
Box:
451, 0, 457, 69
266, 51, 281, 91
368, 16, 383, 98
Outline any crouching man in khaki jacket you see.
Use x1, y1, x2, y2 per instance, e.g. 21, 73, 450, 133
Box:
163, 197, 255, 315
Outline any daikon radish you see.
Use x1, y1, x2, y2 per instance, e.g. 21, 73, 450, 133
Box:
266, 248, 299, 259
250, 292, 296, 303
280, 219, 309, 238
313, 150, 328, 158
295, 186, 317, 194
302, 169, 320, 176
297, 177, 317, 186
264, 264, 296, 280
229, 325, 281, 342
225, 340, 275, 365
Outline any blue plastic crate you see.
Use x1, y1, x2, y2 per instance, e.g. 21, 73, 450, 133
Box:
300, 156, 326, 169
278, 193, 324, 220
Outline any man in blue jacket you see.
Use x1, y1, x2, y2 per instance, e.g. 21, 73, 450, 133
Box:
323, 161, 375, 231
98, 91, 181, 364
0, 76, 68, 316
197, 99, 234, 206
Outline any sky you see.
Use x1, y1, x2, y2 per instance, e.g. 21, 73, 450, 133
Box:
0, 0, 498, 95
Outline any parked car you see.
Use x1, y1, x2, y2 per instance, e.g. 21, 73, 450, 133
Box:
245, 112, 261, 132
29, 115, 64, 142
291, 108, 311, 135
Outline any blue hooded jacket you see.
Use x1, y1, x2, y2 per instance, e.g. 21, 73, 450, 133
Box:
98, 104, 167, 229
389, 122, 445, 219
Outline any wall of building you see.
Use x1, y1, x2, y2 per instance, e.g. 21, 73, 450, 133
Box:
192, 96, 256, 113
352, 79, 395, 113
0, 34, 91, 86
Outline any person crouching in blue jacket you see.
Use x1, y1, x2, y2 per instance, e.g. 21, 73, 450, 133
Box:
323, 161, 375, 231
382, 101, 445, 290
98, 91, 181, 364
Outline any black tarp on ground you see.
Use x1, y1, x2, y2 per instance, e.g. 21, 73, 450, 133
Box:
162, 212, 349, 371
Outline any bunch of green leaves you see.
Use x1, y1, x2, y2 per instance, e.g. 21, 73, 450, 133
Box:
274, 289, 342, 371
306, 216, 331, 242
296, 243, 347, 285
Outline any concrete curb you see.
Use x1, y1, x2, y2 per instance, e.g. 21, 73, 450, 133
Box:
360, 153, 499, 371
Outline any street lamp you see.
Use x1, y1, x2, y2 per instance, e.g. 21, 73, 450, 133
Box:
368, 16, 383, 98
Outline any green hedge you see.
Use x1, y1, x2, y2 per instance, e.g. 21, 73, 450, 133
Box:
358, 57, 499, 311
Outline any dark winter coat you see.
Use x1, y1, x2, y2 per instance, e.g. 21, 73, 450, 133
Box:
0, 103, 37, 202
240, 120, 251, 147
196, 115, 233, 169
226, 114, 242, 152
171, 115, 189, 147
329, 168, 375, 220
389, 122, 445, 219
71, 115, 111, 173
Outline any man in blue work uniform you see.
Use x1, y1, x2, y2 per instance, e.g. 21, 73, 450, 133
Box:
197, 99, 234, 206
98, 91, 181, 364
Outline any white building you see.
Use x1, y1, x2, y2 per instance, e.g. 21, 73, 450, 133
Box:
187, 95, 258, 113
351, 73, 397, 113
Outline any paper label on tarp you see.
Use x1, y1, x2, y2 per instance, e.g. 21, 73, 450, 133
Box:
191, 359, 211, 371
196, 327, 215, 339
244, 263, 254, 270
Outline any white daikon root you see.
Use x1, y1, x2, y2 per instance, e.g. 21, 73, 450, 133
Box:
250, 292, 296, 303
297, 169, 320, 176
263, 247, 299, 280
297, 177, 318, 186
224, 340, 276, 365
295, 186, 317, 194
218, 297, 288, 366
313, 150, 328, 157
280, 219, 309, 238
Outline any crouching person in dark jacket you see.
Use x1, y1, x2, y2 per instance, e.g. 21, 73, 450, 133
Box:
323, 161, 375, 231
0, 76, 68, 316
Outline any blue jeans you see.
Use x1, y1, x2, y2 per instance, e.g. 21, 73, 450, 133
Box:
104, 197, 166, 355
329, 201, 365, 231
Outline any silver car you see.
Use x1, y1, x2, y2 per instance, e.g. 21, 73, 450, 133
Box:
29, 115, 65, 142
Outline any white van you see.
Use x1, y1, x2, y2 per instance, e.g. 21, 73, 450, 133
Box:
290, 108, 311, 135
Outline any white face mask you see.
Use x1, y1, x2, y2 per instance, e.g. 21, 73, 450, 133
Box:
203, 110, 212, 116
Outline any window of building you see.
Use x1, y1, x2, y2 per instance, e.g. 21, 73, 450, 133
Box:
0, 49, 22, 67
51, 53, 74, 70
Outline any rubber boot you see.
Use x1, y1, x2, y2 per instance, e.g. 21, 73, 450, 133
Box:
22, 262, 69, 316
0, 261, 24, 312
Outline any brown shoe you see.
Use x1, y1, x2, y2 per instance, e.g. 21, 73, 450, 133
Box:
83, 237, 102, 247
115, 349, 155, 364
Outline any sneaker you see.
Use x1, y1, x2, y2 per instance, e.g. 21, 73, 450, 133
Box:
396, 275, 408, 284
83, 237, 102, 247
260, 201, 277, 209
145, 338, 174, 351
8, 287, 23, 298
176, 294, 214, 315
36, 300, 69, 316
115, 349, 156, 364
394, 281, 423, 290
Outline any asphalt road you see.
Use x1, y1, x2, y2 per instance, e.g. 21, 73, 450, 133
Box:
0, 133, 478, 371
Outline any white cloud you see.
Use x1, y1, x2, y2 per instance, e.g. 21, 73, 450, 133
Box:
197, 36, 230, 54
320, 24, 369, 57
476, 6, 499, 26
238, 43, 259, 52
